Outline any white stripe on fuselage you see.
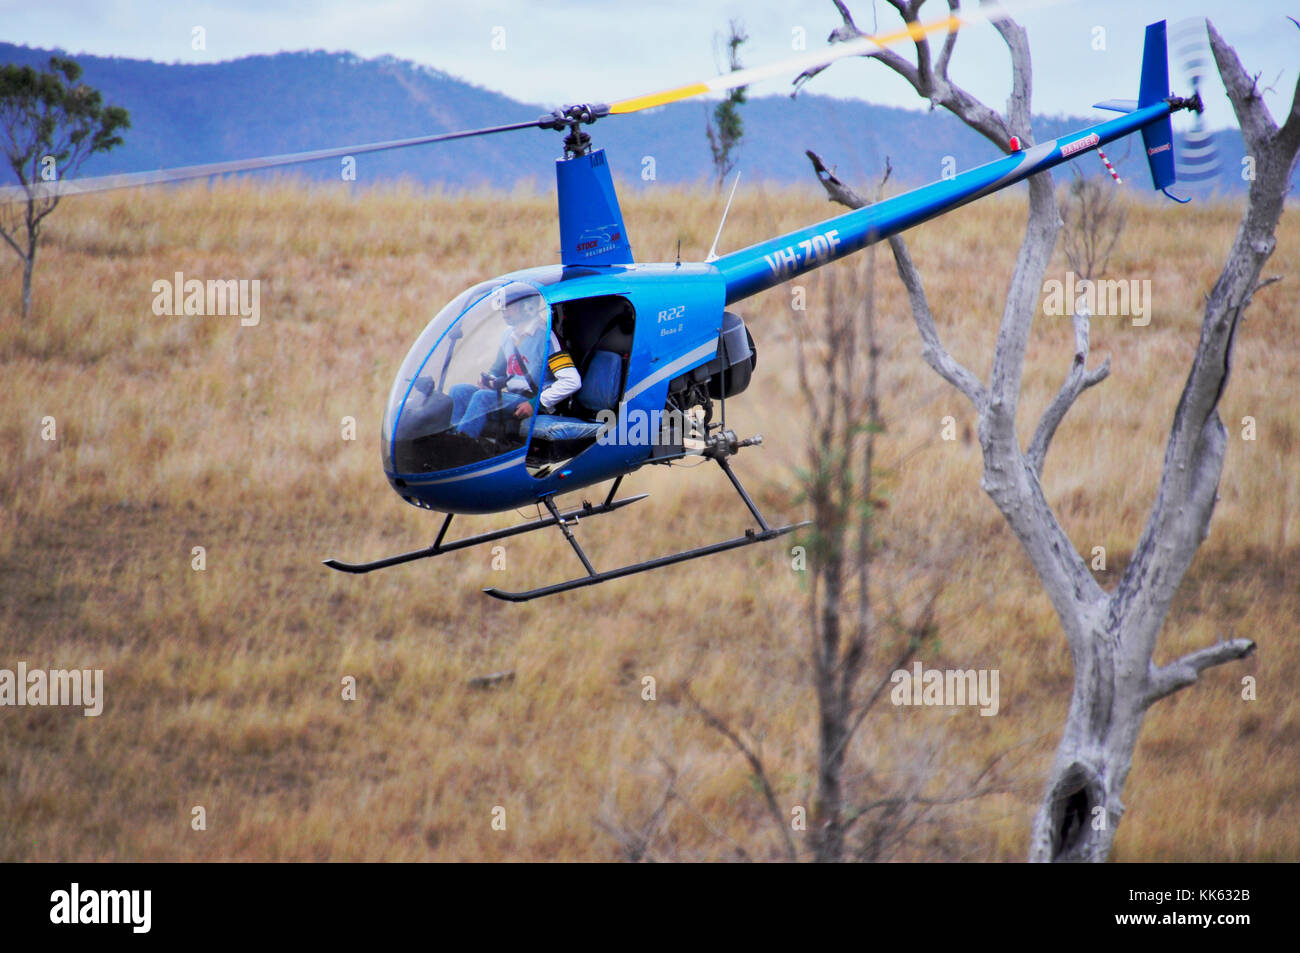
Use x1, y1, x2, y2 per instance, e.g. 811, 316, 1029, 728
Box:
398, 452, 524, 485
623, 339, 718, 405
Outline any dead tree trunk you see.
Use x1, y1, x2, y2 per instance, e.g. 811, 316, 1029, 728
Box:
795, 255, 877, 864
800, 2, 1295, 860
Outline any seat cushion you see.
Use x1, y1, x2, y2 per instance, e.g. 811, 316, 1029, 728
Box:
576, 350, 623, 412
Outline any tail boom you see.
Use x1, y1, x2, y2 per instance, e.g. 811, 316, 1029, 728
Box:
714, 102, 1173, 305
714, 19, 1195, 304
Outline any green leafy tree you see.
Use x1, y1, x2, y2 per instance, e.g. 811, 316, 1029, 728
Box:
706, 20, 748, 190
0, 56, 129, 320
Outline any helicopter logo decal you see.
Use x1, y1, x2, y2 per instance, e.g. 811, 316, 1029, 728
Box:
575, 224, 623, 257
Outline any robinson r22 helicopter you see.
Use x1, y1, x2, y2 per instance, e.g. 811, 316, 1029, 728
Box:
5, 15, 1203, 600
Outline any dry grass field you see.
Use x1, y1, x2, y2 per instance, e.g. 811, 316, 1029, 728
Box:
1, 176, 1296, 861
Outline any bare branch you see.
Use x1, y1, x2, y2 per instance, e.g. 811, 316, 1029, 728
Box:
986, 3, 1034, 139
594, 762, 678, 862
795, 0, 1014, 148
886, 234, 989, 411
806, 149, 871, 208
935, 0, 961, 83
885, 0, 936, 98
1210, 23, 1285, 151
838, 603, 929, 755
803, 3, 1049, 435
792, 0, 870, 94
1251, 275, 1283, 297
0, 218, 23, 259
830, 0, 860, 31
844, 744, 1011, 836
681, 685, 799, 862
1026, 307, 1110, 475
1211, 20, 1300, 182
1144, 638, 1257, 707
1061, 171, 1127, 280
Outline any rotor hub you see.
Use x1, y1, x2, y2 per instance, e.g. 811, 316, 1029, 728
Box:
1168, 91, 1204, 114
538, 103, 610, 158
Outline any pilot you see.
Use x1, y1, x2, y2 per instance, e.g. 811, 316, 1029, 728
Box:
450, 301, 581, 439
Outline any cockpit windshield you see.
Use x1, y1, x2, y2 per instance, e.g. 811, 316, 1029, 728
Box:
383, 280, 551, 475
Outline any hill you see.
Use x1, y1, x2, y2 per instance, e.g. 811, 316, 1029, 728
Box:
0, 42, 1256, 195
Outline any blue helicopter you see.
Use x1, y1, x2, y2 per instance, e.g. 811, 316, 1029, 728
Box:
9, 17, 1201, 601
327, 19, 1198, 601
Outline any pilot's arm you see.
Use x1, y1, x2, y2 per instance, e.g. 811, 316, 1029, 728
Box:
514, 333, 581, 418
540, 350, 581, 410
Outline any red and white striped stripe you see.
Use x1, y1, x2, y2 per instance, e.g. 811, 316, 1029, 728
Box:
1097, 148, 1123, 185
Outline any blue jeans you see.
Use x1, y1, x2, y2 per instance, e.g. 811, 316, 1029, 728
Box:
531, 415, 605, 440
450, 384, 528, 438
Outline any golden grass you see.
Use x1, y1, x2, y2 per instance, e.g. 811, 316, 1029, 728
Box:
0, 177, 1296, 861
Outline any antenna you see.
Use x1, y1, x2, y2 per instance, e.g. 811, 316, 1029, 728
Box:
706, 171, 742, 262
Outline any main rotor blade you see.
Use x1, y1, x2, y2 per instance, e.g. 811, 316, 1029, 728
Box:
1, 0, 1065, 204
0, 116, 546, 202
608, 12, 965, 114
606, 0, 1073, 115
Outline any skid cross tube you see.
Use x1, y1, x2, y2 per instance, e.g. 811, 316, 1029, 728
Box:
483, 457, 810, 602
322, 491, 647, 574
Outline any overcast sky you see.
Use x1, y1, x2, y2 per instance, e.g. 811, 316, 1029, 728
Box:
2, 1, 1295, 130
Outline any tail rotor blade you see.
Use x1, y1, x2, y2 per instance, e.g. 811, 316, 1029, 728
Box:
1170, 18, 1222, 187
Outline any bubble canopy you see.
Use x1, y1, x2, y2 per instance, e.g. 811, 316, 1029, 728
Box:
382, 280, 552, 476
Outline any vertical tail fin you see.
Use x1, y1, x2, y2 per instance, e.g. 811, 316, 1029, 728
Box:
1139, 20, 1177, 191
557, 149, 634, 267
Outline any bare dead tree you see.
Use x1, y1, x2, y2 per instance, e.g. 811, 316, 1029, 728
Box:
789, 165, 931, 862
789, 173, 1005, 862
635, 178, 1008, 862
799, 1, 1295, 861
1060, 172, 1127, 282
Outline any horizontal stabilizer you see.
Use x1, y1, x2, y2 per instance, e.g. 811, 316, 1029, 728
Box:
1093, 99, 1138, 113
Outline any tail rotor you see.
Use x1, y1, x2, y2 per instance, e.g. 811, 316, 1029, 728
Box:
1170, 18, 1223, 192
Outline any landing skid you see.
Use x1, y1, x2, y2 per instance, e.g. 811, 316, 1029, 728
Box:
324, 435, 809, 602
323, 480, 647, 574
485, 450, 808, 602
483, 519, 802, 601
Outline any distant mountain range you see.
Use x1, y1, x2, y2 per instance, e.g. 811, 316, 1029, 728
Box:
0, 42, 1259, 196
